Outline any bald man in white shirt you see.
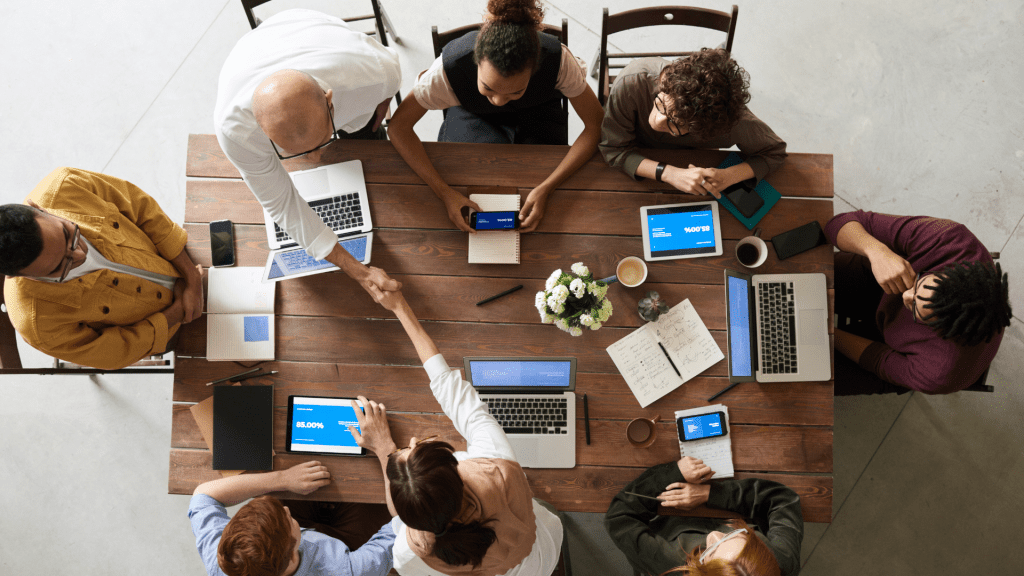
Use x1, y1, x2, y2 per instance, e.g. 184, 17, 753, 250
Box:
215, 9, 402, 299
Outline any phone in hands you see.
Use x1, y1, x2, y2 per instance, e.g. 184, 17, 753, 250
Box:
469, 211, 520, 231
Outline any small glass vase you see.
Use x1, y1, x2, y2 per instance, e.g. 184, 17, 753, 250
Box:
638, 291, 670, 322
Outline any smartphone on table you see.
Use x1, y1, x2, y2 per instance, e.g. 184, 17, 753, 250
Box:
469, 211, 520, 230
209, 219, 235, 267
677, 411, 728, 442
771, 221, 828, 260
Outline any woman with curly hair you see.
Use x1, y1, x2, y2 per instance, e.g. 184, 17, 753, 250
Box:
605, 457, 803, 576
388, 0, 604, 233
600, 49, 787, 198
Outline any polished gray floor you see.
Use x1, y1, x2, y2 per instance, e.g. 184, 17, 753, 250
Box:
1, 1, 1022, 574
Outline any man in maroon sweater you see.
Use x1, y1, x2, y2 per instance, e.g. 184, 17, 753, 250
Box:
826, 211, 1011, 394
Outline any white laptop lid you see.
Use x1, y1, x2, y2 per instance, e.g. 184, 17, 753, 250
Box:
262, 232, 373, 284
264, 160, 373, 250
640, 201, 724, 262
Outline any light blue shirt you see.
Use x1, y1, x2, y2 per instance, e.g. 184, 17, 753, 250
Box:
188, 493, 395, 576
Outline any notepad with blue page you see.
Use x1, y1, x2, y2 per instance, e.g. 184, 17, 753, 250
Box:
207, 267, 276, 361
715, 152, 781, 230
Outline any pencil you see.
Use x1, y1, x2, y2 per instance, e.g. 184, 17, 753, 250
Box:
583, 393, 591, 445
707, 381, 741, 402
233, 370, 278, 383
205, 367, 261, 386
476, 285, 523, 306
658, 342, 681, 377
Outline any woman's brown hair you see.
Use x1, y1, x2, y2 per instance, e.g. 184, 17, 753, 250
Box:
387, 440, 497, 567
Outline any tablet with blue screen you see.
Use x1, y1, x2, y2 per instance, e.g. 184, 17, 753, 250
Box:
286, 395, 367, 456
640, 201, 723, 261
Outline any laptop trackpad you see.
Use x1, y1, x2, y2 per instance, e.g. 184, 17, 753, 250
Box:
510, 438, 539, 466
799, 309, 828, 345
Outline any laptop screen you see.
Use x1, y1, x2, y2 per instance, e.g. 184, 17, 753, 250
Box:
465, 358, 576, 392
726, 274, 754, 378
264, 234, 369, 283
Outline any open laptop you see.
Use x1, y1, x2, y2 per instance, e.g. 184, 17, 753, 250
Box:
261, 232, 373, 283
724, 269, 832, 383
464, 357, 577, 469
264, 160, 373, 250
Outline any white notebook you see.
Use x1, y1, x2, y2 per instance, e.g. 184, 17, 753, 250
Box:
206, 267, 276, 361
468, 193, 520, 264
675, 404, 735, 479
606, 299, 725, 408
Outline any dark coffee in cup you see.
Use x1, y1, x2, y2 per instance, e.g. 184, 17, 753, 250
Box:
737, 243, 761, 266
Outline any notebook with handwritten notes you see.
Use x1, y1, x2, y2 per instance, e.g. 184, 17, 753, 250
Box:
606, 299, 724, 407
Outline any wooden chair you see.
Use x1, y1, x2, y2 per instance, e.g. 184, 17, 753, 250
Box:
240, 0, 402, 107
0, 275, 173, 375
430, 19, 570, 131
597, 5, 738, 105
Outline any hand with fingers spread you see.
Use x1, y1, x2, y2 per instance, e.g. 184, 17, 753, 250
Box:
348, 395, 397, 457
677, 456, 715, 484
866, 246, 917, 295
657, 481, 711, 510
279, 460, 332, 495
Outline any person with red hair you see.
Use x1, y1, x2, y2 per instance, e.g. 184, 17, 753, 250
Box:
189, 460, 396, 576
605, 457, 803, 576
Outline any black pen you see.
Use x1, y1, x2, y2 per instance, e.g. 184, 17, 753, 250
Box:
206, 366, 261, 386
707, 381, 741, 402
658, 342, 681, 378
476, 284, 523, 306
583, 393, 591, 445
232, 370, 278, 383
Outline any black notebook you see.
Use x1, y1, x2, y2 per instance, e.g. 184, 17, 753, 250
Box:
213, 385, 273, 470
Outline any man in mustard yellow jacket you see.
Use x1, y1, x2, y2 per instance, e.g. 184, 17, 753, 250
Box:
0, 168, 204, 370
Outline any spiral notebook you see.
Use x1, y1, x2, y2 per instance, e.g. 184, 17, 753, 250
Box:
675, 404, 734, 479
468, 188, 520, 264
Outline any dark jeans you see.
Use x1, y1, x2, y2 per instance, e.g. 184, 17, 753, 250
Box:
281, 499, 392, 549
336, 110, 388, 141
834, 252, 911, 396
438, 100, 568, 145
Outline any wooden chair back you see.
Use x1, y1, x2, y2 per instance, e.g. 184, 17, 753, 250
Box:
598, 5, 738, 104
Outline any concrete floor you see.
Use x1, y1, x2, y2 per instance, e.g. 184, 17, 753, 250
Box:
1, 1, 1022, 574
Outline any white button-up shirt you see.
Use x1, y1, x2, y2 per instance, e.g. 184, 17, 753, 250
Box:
214, 9, 401, 259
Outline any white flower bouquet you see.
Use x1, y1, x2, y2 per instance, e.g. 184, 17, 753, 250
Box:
535, 262, 613, 336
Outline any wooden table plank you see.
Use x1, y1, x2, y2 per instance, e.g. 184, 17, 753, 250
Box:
167, 449, 831, 523
183, 225, 834, 288
186, 135, 833, 197
185, 179, 835, 239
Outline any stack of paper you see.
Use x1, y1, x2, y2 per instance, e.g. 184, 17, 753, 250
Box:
606, 299, 725, 407
206, 267, 276, 361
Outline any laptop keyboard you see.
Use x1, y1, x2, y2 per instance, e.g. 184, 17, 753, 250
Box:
483, 396, 569, 435
274, 193, 364, 244
757, 282, 798, 374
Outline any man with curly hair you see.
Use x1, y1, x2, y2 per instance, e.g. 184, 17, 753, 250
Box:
826, 210, 1012, 395
600, 49, 786, 197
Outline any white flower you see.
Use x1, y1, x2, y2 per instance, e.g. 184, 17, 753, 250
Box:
570, 278, 586, 299
552, 284, 570, 303
555, 319, 568, 331
580, 314, 594, 327
589, 321, 602, 331
541, 312, 556, 324
571, 262, 589, 277
569, 327, 583, 337
545, 269, 563, 290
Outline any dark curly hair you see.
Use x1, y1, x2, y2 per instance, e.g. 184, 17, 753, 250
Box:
659, 48, 751, 141
918, 261, 1012, 346
387, 440, 497, 568
474, 0, 546, 76
0, 204, 45, 276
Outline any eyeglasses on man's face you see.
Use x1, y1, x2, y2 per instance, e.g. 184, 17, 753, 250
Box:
57, 224, 81, 283
700, 528, 748, 564
387, 435, 439, 458
269, 93, 338, 160
654, 94, 686, 137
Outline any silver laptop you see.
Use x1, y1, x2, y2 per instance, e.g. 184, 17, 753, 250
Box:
264, 160, 373, 250
464, 357, 577, 469
724, 269, 831, 383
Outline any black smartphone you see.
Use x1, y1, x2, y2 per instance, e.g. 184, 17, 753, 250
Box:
677, 411, 728, 442
469, 211, 520, 230
721, 180, 763, 219
771, 221, 828, 260
209, 219, 235, 267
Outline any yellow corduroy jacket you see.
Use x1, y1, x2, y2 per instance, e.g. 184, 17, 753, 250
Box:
4, 168, 188, 370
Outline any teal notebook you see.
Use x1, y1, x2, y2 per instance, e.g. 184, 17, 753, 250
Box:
716, 152, 780, 230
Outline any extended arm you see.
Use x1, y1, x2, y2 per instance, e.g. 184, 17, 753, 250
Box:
387, 93, 481, 233
519, 84, 604, 232
193, 461, 331, 507
834, 220, 916, 294
349, 396, 399, 516
835, 328, 877, 364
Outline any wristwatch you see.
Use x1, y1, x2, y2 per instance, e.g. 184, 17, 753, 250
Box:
655, 162, 667, 183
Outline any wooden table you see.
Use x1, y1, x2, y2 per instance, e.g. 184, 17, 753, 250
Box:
171, 136, 834, 523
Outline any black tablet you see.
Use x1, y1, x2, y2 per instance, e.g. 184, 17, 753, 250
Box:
286, 395, 367, 456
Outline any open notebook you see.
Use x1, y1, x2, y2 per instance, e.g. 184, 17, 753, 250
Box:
206, 267, 275, 361
468, 187, 520, 264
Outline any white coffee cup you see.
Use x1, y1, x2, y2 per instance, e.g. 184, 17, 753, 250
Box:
735, 236, 768, 268
615, 256, 648, 287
